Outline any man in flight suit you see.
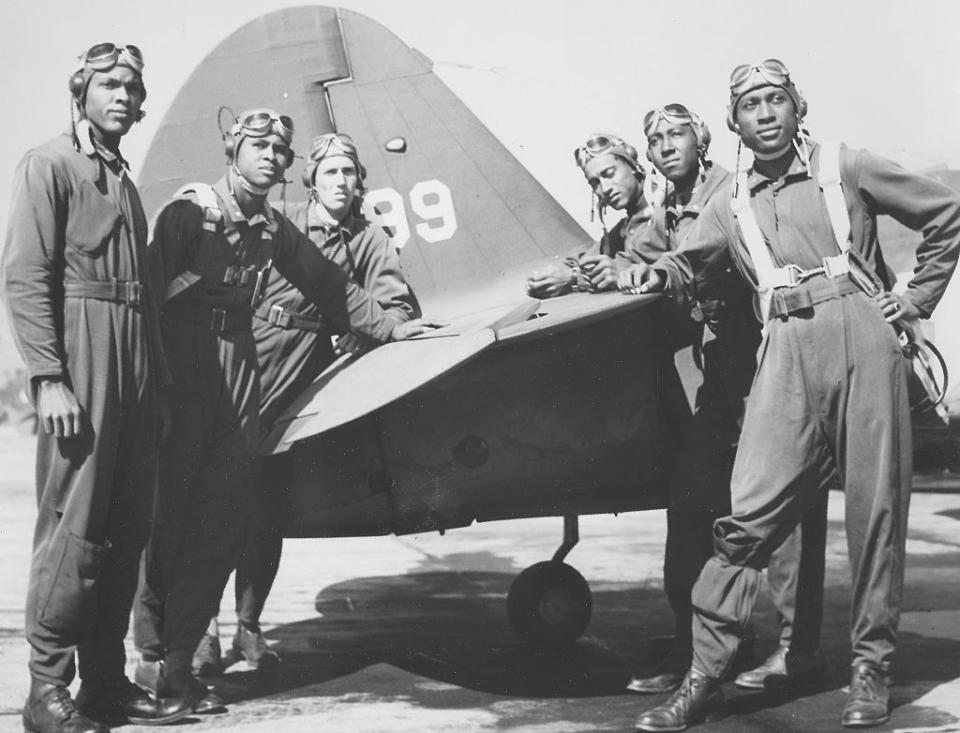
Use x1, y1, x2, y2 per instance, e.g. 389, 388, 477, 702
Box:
628, 60, 960, 730
2, 44, 190, 732
620, 104, 829, 695
193, 132, 421, 672
526, 133, 654, 296
132, 110, 436, 712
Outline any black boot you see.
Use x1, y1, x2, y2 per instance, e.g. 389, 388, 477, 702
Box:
22, 681, 108, 733
735, 645, 826, 689
76, 677, 192, 726
841, 662, 889, 728
157, 665, 227, 716
634, 668, 723, 732
627, 643, 690, 694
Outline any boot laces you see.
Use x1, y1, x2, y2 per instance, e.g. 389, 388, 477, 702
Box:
851, 666, 881, 702
48, 686, 79, 720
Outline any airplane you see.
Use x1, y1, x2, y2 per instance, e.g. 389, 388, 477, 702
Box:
136, 5, 960, 645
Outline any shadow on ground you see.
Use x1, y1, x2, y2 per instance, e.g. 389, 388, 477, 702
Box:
196, 539, 960, 732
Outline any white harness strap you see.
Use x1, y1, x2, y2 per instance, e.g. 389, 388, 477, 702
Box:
731, 142, 853, 321
164, 183, 223, 302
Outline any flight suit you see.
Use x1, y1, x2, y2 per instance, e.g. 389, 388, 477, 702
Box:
564, 207, 655, 291
2, 133, 167, 688
625, 163, 829, 663
235, 201, 420, 630
133, 176, 396, 673
653, 143, 960, 677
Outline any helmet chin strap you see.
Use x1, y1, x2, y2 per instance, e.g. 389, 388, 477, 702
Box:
231, 164, 271, 196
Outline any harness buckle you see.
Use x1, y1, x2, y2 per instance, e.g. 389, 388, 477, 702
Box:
822, 253, 850, 278
266, 304, 289, 328
210, 308, 227, 332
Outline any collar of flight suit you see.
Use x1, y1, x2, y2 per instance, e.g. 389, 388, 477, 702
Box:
213, 175, 278, 235
66, 125, 131, 174
745, 140, 820, 194
307, 199, 356, 242
663, 162, 729, 232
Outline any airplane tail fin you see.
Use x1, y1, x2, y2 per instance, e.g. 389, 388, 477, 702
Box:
137, 6, 590, 312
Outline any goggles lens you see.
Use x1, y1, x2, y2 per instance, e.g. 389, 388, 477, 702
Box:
574, 134, 620, 166
238, 110, 295, 143
83, 43, 144, 73
729, 58, 790, 93
310, 132, 358, 160
643, 103, 694, 135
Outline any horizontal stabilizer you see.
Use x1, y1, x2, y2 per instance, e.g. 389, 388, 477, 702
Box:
261, 328, 495, 454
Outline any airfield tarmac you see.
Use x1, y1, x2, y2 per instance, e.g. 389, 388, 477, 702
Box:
0, 427, 958, 733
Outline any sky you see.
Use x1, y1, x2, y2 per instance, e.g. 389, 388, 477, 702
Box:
1, 0, 960, 370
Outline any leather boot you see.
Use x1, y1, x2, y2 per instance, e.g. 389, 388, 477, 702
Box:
634, 668, 723, 732
76, 677, 191, 726
232, 624, 280, 668
193, 632, 223, 677
735, 645, 826, 689
157, 665, 227, 716
626, 642, 689, 694
22, 681, 108, 733
841, 662, 889, 728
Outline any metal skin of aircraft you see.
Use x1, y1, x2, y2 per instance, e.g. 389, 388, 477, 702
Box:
137, 5, 958, 644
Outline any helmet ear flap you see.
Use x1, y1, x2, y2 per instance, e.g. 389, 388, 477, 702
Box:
68, 70, 86, 100
284, 147, 295, 170
726, 105, 738, 133
301, 160, 315, 189
223, 132, 236, 164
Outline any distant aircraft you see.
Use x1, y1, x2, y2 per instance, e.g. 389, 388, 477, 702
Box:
137, 5, 958, 644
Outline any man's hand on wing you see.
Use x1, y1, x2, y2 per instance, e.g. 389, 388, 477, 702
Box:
579, 254, 620, 292
390, 318, 446, 341
525, 262, 576, 298
618, 262, 663, 295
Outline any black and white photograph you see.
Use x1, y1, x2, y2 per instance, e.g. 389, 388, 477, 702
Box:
1, 1, 959, 731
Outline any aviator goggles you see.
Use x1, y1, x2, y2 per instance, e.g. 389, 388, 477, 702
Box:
231, 109, 295, 145
81, 43, 144, 74
729, 58, 791, 96
573, 133, 638, 170
643, 103, 695, 136
307, 132, 359, 161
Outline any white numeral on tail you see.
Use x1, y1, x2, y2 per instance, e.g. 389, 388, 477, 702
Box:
363, 180, 457, 248
411, 180, 457, 243
363, 187, 410, 248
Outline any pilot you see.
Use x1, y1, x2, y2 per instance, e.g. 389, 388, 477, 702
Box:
627, 60, 960, 731
2, 44, 191, 731
525, 133, 655, 297
131, 109, 437, 713
191, 132, 422, 674
620, 104, 830, 696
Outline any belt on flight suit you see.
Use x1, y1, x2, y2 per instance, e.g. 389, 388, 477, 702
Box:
253, 303, 324, 333
767, 273, 862, 320
64, 278, 143, 306
166, 307, 252, 333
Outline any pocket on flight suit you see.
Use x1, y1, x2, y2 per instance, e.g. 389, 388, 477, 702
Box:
65, 180, 122, 257
37, 531, 110, 635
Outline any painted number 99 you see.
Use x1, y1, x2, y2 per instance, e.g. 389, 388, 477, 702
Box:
363, 180, 458, 248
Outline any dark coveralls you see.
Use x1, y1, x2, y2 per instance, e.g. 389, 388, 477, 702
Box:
234, 201, 420, 630
624, 163, 829, 662
133, 176, 397, 672
2, 132, 167, 687
652, 142, 960, 677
